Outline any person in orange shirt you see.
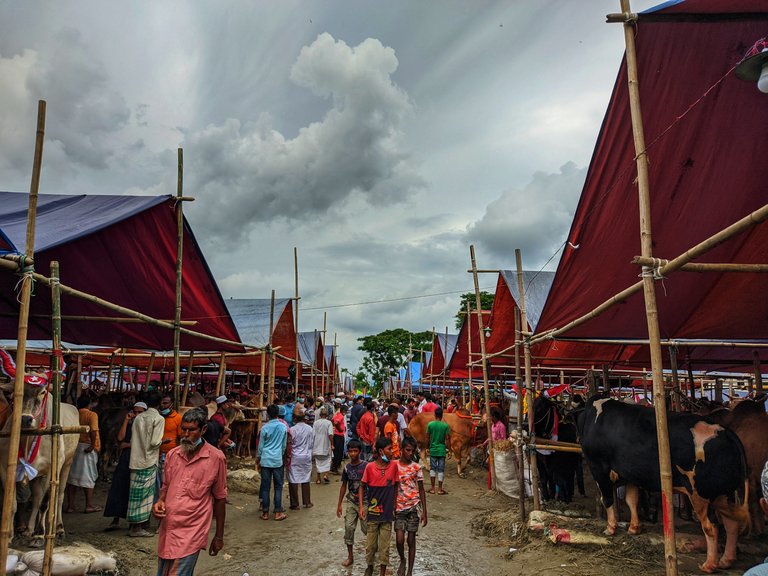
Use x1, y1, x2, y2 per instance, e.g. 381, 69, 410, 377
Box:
383, 405, 401, 459
65, 396, 101, 513
158, 394, 183, 490
356, 400, 377, 461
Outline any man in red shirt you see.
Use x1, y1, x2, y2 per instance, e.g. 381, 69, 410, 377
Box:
420, 393, 439, 414
356, 400, 377, 461
153, 407, 227, 575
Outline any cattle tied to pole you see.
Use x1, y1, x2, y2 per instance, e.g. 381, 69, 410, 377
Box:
531, 394, 580, 503
578, 394, 749, 574
0, 349, 79, 544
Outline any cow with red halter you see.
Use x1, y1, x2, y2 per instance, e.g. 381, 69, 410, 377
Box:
0, 349, 79, 545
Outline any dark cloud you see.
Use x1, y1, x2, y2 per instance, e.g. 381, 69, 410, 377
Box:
25, 29, 130, 170
185, 33, 423, 245
467, 162, 586, 268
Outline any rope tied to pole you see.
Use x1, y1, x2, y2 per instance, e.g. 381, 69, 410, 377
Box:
640, 261, 668, 295
14, 271, 35, 303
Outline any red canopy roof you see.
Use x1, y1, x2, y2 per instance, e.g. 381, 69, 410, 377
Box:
0, 193, 242, 352
534, 1, 768, 372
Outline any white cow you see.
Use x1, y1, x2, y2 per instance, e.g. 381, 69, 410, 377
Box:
0, 351, 79, 545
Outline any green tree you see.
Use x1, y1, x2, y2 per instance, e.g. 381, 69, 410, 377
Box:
455, 291, 495, 329
357, 328, 432, 391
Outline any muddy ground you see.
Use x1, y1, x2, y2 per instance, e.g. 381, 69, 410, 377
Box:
23, 457, 768, 575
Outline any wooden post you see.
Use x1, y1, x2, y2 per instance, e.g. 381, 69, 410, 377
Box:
514, 306, 526, 521
669, 346, 680, 411
294, 247, 300, 396
106, 352, 115, 391
258, 347, 267, 434
118, 353, 126, 392
642, 369, 648, 403
430, 327, 435, 396
687, 363, 696, 400
714, 378, 723, 404
1, 100, 45, 569
181, 351, 194, 406
748, 376, 754, 396
443, 326, 449, 400
75, 355, 83, 399
464, 301, 471, 407
753, 351, 763, 394
620, 1, 678, 570
587, 369, 597, 397
43, 261, 63, 576
471, 245, 496, 490
602, 365, 610, 392
268, 290, 276, 403
216, 352, 226, 397
321, 312, 327, 399
173, 148, 186, 410
515, 249, 539, 510
312, 329, 318, 399
146, 352, 156, 391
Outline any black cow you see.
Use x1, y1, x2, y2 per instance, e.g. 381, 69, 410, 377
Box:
531, 395, 580, 503
579, 396, 749, 573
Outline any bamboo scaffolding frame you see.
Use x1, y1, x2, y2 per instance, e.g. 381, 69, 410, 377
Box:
0, 100, 45, 569
470, 245, 495, 490
181, 351, 194, 406
0, 313, 198, 325
216, 352, 227, 397
268, 290, 276, 403
514, 307, 526, 521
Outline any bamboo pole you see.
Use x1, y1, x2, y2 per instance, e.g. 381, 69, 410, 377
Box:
0, 426, 89, 438
620, 1, 677, 571
430, 327, 435, 395
118, 353, 126, 391
514, 307, 526, 521
0, 313, 197, 325
105, 352, 115, 391
173, 148, 186, 410
294, 247, 300, 396
464, 300, 471, 407
216, 352, 226, 397
75, 355, 83, 399
516, 249, 540, 511
443, 326, 448, 400
470, 245, 495, 490
312, 329, 318, 399
687, 363, 696, 400
1, 100, 45, 569
753, 351, 763, 394
266, 290, 276, 403
631, 257, 768, 273
669, 346, 680, 411
181, 351, 194, 406
321, 312, 327, 398
43, 261, 62, 576
146, 352, 156, 390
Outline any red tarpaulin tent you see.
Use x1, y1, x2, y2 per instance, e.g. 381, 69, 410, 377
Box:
533, 1, 768, 372
0, 192, 242, 352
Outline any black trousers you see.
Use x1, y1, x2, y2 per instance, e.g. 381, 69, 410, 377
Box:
332, 434, 345, 471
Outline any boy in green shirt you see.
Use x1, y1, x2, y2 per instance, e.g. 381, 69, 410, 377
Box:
425, 407, 450, 495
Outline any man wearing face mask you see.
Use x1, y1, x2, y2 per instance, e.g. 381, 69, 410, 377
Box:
154, 408, 227, 575
157, 394, 183, 492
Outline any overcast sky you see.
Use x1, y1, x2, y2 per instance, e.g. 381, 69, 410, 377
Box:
0, 0, 660, 371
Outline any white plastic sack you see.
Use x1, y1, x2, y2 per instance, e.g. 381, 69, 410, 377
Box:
18, 543, 116, 576
494, 448, 532, 499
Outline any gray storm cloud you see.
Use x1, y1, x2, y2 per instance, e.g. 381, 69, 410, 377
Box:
186, 33, 423, 244
467, 162, 586, 267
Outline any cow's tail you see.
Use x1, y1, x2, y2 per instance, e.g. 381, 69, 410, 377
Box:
0, 348, 16, 379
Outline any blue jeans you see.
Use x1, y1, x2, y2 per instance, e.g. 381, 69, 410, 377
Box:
260, 466, 285, 513
361, 442, 372, 462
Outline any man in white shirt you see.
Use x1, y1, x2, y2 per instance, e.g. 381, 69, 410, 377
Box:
128, 390, 165, 537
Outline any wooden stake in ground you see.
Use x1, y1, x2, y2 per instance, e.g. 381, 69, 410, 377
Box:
516, 249, 540, 511
173, 148, 188, 410
470, 245, 495, 490
618, 1, 677, 572
268, 290, 276, 403
0, 100, 45, 570
514, 306, 526, 521
181, 351, 194, 406
216, 352, 226, 397
753, 350, 763, 394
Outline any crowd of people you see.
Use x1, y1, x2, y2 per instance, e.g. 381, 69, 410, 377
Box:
59, 387, 503, 575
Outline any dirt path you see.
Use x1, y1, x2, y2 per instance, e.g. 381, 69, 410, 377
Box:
37, 458, 768, 575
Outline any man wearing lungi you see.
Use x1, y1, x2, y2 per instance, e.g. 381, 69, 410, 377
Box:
128, 390, 165, 537
154, 408, 227, 576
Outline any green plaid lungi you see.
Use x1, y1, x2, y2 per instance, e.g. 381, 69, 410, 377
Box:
127, 465, 157, 524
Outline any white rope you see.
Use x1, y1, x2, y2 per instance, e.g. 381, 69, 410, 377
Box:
14, 272, 34, 304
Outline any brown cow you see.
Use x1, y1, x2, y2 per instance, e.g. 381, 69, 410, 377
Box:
408, 410, 484, 477
716, 399, 768, 535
